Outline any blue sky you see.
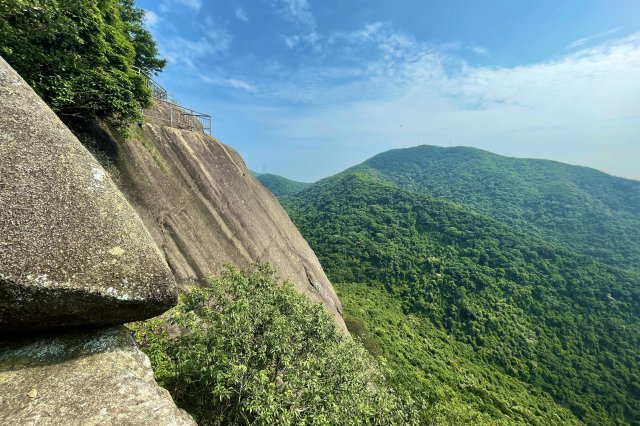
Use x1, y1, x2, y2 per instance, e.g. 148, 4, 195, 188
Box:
136, 0, 640, 182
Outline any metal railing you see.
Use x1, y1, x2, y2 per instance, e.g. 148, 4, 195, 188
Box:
133, 67, 212, 135
143, 100, 212, 135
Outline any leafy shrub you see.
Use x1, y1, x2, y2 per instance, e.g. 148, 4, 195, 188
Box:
131, 265, 417, 425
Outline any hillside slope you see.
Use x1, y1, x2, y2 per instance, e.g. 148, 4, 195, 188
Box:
283, 170, 640, 424
350, 145, 640, 269
74, 118, 345, 329
255, 173, 311, 197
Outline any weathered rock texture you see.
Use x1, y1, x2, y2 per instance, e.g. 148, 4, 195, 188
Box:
0, 56, 178, 332
93, 119, 345, 328
0, 326, 196, 425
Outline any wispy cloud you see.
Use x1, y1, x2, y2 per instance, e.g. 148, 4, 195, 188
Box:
235, 8, 249, 23
235, 27, 640, 180
159, 0, 202, 13
282, 32, 323, 52
268, 0, 315, 29
175, 0, 202, 11
228, 79, 257, 92
471, 46, 489, 57
161, 37, 215, 67
161, 28, 232, 67
203, 26, 233, 49
143, 9, 160, 28
566, 27, 622, 49
200, 74, 258, 93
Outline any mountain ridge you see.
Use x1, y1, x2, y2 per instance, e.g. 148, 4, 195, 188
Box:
254, 172, 312, 197
274, 145, 640, 424
284, 144, 640, 270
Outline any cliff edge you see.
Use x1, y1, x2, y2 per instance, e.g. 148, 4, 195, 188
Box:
80, 114, 345, 329
0, 55, 193, 424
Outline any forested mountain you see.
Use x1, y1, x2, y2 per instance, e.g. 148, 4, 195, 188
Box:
348, 145, 640, 270
276, 148, 640, 425
254, 173, 311, 197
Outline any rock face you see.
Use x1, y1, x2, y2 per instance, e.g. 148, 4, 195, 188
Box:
0, 326, 196, 426
106, 121, 345, 329
0, 56, 193, 424
0, 56, 178, 332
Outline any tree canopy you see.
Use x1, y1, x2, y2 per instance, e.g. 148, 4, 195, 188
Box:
255, 173, 311, 197
0, 0, 165, 127
277, 162, 640, 424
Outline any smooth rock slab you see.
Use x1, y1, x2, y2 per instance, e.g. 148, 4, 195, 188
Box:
109, 120, 346, 331
0, 326, 196, 425
0, 56, 178, 331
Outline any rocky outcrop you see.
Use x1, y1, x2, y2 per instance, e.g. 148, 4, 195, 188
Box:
102, 119, 345, 329
0, 56, 192, 424
0, 43, 344, 423
0, 56, 177, 332
0, 327, 196, 426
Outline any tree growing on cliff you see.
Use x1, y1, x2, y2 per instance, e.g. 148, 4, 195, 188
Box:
0, 0, 165, 127
118, 0, 166, 75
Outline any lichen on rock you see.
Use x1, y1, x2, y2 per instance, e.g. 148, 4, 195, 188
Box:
0, 56, 178, 332
0, 326, 196, 425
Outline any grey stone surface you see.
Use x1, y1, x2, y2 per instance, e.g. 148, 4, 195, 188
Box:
106, 119, 346, 330
0, 56, 178, 331
0, 326, 196, 426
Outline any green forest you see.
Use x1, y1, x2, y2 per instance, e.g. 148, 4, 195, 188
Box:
273, 147, 640, 425
254, 172, 311, 197
4, 2, 639, 424
0, 0, 164, 128
351, 146, 640, 269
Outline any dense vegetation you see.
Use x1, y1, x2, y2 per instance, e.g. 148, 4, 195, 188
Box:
255, 173, 311, 197
0, 0, 164, 127
130, 266, 416, 425
275, 156, 640, 425
353, 145, 640, 270
339, 283, 582, 425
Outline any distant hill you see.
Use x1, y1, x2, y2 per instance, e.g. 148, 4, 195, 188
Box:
255, 173, 312, 197
349, 145, 640, 269
281, 148, 640, 425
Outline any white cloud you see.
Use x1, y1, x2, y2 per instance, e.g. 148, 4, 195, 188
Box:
175, 0, 202, 11
199, 75, 257, 93
566, 27, 621, 50
281, 22, 424, 65
203, 27, 233, 51
143, 10, 160, 28
283, 35, 299, 49
161, 37, 214, 67
235, 8, 249, 22
159, 0, 202, 13
471, 46, 489, 57
161, 28, 232, 67
451, 33, 640, 114
242, 28, 640, 180
282, 32, 323, 52
227, 79, 257, 92
268, 0, 315, 29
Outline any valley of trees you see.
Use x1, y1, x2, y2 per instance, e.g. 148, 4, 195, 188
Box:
273, 148, 640, 425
